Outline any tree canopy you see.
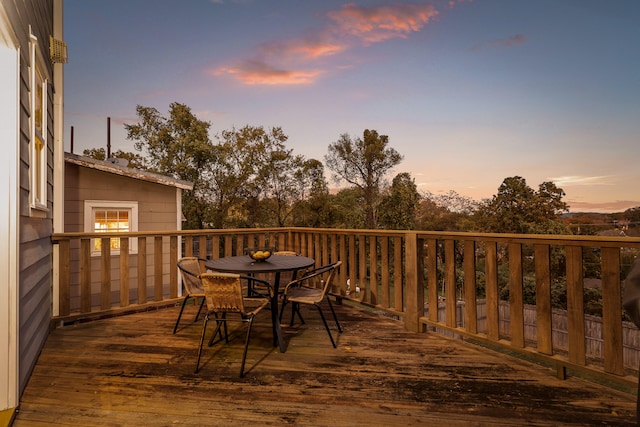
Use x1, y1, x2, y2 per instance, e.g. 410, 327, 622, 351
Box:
473, 176, 570, 234
325, 129, 403, 229
124, 103, 215, 229
77, 102, 587, 235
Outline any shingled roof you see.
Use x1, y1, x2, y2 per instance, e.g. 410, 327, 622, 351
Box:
65, 152, 194, 190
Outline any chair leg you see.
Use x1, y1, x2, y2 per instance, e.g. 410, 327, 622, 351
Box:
240, 315, 255, 378
293, 302, 305, 325
208, 314, 225, 347
326, 297, 343, 333
195, 315, 210, 373
173, 295, 190, 334
194, 297, 206, 322
281, 297, 304, 325
209, 313, 228, 346
314, 303, 337, 348
289, 302, 305, 326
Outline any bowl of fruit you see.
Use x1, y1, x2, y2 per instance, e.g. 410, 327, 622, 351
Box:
245, 247, 274, 262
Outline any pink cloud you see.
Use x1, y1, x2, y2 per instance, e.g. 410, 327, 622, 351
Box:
214, 2, 442, 86
326, 2, 439, 44
260, 38, 346, 60
214, 61, 323, 86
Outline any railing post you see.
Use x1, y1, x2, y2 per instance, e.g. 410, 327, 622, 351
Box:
381, 236, 390, 307
463, 240, 477, 334
566, 245, 586, 365
404, 232, 424, 332
509, 243, 524, 348
120, 237, 130, 307
534, 244, 552, 355
601, 247, 624, 375
485, 241, 499, 340
58, 239, 70, 316
426, 238, 438, 323
154, 236, 163, 301
80, 238, 91, 313
445, 239, 456, 328
138, 236, 147, 303
170, 235, 178, 298
100, 238, 111, 310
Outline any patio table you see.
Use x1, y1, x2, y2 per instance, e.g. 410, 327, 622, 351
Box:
205, 254, 315, 353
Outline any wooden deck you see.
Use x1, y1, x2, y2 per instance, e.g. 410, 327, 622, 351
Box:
12, 301, 637, 426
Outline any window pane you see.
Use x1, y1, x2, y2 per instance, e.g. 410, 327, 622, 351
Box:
92, 208, 131, 251
34, 136, 44, 203
35, 68, 43, 135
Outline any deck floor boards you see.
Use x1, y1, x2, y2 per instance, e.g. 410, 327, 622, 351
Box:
13, 302, 637, 426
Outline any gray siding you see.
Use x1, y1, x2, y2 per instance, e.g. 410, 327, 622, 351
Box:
64, 163, 179, 231
4, 0, 56, 394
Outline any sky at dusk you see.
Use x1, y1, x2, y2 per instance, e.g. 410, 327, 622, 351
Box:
63, 0, 640, 213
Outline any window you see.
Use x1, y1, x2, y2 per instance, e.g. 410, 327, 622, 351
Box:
30, 33, 47, 211
84, 201, 139, 255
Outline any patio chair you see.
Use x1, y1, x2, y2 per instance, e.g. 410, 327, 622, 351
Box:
247, 250, 308, 298
195, 272, 271, 378
174, 257, 207, 334
273, 251, 307, 283
280, 261, 343, 348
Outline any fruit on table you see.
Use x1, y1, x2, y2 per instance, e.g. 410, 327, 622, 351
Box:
251, 250, 271, 260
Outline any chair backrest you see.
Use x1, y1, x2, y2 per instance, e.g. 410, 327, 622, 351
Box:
295, 261, 342, 299
274, 251, 303, 283
177, 257, 205, 295
200, 272, 247, 314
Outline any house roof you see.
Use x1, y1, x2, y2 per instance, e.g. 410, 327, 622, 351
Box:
65, 152, 194, 190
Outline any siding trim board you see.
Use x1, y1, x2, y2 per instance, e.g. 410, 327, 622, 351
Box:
0, 16, 20, 411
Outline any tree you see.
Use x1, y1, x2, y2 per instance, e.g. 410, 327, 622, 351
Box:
256, 139, 307, 227
625, 206, 640, 234
378, 173, 421, 230
416, 190, 478, 232
291, 159, 334, 227
82, 147, 107, 160
205, 126, 282, 228
429, 190, 478, 215
473, 176, 570, 234
205, 125, 315, 228
325, 129, 403, 229
331, 187, 366, 229
82, 148, 148, 169
124, 103, 215, 229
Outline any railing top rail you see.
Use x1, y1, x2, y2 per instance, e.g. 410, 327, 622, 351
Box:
51, 227, 412, 241
415, 230, 640, 247
52, 227, 640, 247
51, 228, 292, 240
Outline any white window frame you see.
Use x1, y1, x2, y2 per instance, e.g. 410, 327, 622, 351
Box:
29, 32, 48, 212
84, 200, 139, 256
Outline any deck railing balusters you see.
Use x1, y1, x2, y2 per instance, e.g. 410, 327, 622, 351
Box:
51, 227, 640, 388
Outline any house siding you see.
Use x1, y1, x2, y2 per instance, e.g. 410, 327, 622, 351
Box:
3, 0, 56, 395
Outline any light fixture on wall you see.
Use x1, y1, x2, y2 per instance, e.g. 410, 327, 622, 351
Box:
49, 36, 67, 63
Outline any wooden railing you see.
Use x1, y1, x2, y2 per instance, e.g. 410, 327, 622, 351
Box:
52, 228, 640, 388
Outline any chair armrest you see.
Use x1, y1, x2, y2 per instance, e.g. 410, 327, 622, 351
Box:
283, 261, 342, 294
283, 263, 335, 294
